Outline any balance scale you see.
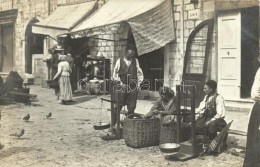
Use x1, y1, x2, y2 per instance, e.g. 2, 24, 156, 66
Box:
163, 85, 204, 161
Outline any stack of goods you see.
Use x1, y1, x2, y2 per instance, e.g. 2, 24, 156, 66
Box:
5, 71, 24, 92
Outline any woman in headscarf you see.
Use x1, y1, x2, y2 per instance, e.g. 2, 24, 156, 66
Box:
145, 86, 177, 124
53, 54, 73, 104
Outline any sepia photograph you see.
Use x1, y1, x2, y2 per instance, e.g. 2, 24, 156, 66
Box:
0, 0, 259, 166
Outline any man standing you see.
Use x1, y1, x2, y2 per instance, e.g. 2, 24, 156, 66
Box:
195, 80, 228, 150
112, 44, 143, 123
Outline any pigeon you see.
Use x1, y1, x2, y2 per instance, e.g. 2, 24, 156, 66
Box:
10, 129, 25, 138
23, 114, 30, 121
46, 112, 52, 119
0, 142, 4, 150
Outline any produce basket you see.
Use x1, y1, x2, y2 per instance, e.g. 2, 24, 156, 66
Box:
159, 121, 191, 144
47, 80, 59, 88
123, 114, 160, 148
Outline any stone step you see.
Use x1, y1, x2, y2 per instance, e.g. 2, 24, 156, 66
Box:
225, 99, 253, 112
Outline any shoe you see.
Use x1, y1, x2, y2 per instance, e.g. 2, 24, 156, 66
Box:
108, 127, 116, 135
61, 100, 67, 105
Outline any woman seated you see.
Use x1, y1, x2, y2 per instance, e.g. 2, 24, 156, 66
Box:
145, 86, 178, 125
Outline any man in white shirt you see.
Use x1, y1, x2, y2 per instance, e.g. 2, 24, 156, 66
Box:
112, 44, 143, 118
195, 80, 227, 147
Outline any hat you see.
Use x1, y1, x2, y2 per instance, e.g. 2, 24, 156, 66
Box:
55, 45, 64, 51
125, 44, 136, 51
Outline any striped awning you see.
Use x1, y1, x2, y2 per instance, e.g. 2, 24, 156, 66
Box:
32, 1, 97, 38
69, 0, 175, 55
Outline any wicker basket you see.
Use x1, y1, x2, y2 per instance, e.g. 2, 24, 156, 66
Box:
123, 114, 160, 148
159, 122, 191, 144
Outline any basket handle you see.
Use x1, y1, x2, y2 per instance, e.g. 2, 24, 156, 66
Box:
127, 113, 144, 119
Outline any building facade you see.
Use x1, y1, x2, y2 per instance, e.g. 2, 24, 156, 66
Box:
0, 0, 259, 103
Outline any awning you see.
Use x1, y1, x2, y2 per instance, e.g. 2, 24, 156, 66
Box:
32, 1, 97, 38
69, 0, 175, 55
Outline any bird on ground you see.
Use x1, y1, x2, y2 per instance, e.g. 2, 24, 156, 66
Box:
46, 112, 52, 119
0, 142, 4, 150
10, 129, 25, 138
23, 114, 30, 121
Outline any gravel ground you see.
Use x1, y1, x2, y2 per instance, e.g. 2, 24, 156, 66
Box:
0, 86, 245, 167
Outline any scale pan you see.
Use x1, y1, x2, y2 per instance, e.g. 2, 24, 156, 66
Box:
93, 122, 110, 130
159, 143, 181, 153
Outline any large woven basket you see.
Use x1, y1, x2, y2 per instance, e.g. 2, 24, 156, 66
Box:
123, 114, 160, 148
159, 122, 191, 144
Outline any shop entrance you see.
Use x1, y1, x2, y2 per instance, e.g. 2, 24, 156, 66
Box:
25, 18, 44, 74
218, 7, 259, 99
127, 28, 164, 91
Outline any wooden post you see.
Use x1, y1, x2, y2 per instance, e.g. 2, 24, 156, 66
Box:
176, 85, 181, 143
190, 85, 196, 156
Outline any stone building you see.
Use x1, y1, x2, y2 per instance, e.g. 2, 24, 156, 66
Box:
0, 0, 259, 108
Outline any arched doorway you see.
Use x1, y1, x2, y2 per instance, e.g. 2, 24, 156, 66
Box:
25, 18, 44, 74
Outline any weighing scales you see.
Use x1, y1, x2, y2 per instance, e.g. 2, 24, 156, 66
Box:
164, 84, 204, 161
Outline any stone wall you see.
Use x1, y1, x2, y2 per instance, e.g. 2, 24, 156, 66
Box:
87, 23, 129, 77
0, 0, 105, 78
168, 0, 215, 89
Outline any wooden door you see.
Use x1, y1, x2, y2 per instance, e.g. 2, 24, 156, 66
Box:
218, 12, 241, 99
183, 19, 214, 107
1, 24, 14, 72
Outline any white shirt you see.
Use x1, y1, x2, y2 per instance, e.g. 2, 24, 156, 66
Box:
113, 58, 144, 84
196, 93, 226, 120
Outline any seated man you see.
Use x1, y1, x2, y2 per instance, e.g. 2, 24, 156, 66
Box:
195, 80, 228, 150
145, 86, 177, 125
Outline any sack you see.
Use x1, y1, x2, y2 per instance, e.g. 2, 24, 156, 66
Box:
162, 115, 176, 127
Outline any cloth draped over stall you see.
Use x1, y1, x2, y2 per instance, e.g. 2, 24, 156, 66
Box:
68, 0, 175, 55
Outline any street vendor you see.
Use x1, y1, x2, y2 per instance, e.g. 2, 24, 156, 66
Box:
145, 86, 177, 124
195, 80, 228, 150
112, 44, 144, 115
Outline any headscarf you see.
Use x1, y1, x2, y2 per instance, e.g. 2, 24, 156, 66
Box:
159, 86, 175, 98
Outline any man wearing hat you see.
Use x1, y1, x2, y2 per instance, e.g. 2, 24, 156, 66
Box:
195, 80, 228, 151
50, 45, 64, 99
112, 44, 144, 127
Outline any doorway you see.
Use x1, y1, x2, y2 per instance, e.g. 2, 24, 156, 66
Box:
241, 7, 259, 98
25, 19, 44, 74
0, 24, 14, 72
127, 27, 164, 91
217, 7, 259, 99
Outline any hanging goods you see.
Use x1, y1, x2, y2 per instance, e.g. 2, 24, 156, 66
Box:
93, 99, 110, 130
